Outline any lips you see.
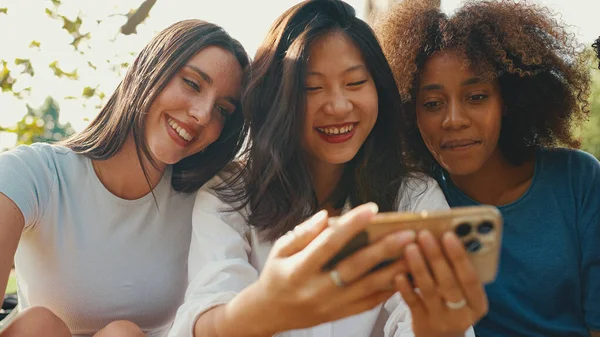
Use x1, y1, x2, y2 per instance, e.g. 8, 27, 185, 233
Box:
441, 139, 481, 150
314, 122, 358, 144
165, 115, 198, 147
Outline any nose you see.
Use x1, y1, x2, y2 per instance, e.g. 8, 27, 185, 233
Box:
441, 100, 470, 130
188, 98, 213, 126
322, 90, 353, 117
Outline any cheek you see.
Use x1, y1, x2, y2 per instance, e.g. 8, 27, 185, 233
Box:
416, 113, 434, 142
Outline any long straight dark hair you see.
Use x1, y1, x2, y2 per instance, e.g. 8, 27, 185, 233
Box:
62, 20, 250, 193
219, 0, 416, 241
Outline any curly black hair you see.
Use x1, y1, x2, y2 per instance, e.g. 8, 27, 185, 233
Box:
593, 36, 600, 69
375, 0, 590, 169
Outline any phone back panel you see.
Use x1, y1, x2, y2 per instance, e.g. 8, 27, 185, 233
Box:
325, 205, 503, 284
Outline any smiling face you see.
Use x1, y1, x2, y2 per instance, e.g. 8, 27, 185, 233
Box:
144, 46, 243, 168
301, 31, 378, 171
416, 50, 504, 177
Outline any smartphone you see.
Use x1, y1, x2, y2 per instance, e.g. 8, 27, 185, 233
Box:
323, 205, 503, 284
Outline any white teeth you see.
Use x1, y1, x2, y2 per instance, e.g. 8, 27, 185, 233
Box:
167, 118, 193, 142
317, 124, 355, 135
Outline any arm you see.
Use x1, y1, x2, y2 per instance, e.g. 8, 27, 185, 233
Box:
0, 145, 54, 297
169, 182, 419, 337
168, 177, 265, 337
0, 193, 24, 299
578, 152, 600, 334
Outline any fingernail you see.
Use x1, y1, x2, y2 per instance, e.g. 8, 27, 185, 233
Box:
419, 229, 435, 242
366, 202, 379, 214
395, 230, 416, 243
314, 209, 328, 220
306, 210, 328, 229
405, 243, 419, 254
443, 231, 458, 242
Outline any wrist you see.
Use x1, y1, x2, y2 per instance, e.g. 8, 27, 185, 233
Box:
219, 282, 280, 337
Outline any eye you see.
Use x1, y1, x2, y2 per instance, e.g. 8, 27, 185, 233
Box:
215, 105, 231, 122
423, 100, 443, 109
347, 79, 367, 87
469, 94, 488, 101
305, 86, 322, 92
183, 78, 200, 92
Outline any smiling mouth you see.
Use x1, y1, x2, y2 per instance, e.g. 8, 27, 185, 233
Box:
316, 123, 356, 136
167, 117, 194, 142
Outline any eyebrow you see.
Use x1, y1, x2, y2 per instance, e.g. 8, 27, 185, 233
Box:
420, 77, 484, 91
185, 65, 212, 85
307, 64, 366, 76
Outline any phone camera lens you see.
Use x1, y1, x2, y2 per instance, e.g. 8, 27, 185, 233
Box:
464, 239, 482, 253
477, 221, 495, 234
455, 223, 472, 237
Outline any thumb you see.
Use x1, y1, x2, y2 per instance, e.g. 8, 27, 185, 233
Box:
272, 210, 329, 257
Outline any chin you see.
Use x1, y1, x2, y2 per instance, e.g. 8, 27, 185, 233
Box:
443, 163, 481, 177
325, 154, 358, 165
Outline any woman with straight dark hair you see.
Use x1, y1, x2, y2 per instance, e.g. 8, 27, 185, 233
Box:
170, 1, 488, 336
377, 0, 599, 336
0, 19, 249, 337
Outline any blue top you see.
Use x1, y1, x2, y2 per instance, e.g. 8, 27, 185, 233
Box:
437, 148, 600, 337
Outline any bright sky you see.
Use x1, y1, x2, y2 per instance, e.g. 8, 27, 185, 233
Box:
1, 0, 599, 149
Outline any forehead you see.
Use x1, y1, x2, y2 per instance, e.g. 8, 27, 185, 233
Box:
185, 45, 241, 77
420, 50, 477, 81
306, 31, 366, 70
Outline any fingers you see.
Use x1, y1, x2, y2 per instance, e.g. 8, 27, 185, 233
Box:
295, 203, 379, 274
441, 232, 488, 316
331, 290, 396, 321
330, 258, 409, 306
404, 243, 446, 312
394, 274, 427, 317
334, 230, 416, 285
272, 210, 329, 257
418, 230, 466, 306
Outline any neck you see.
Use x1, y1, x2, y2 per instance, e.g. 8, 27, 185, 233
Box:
309, 160, 345, 216
92, 135, 166, 200
449, 149, 535, 206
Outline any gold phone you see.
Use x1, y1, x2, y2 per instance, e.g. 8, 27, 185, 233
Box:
323, 205, 503, 284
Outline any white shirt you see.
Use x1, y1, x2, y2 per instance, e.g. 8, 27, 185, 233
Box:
0, 144, 196, 337
169, 174, 475, 337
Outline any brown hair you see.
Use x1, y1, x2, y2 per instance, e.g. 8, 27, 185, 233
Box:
593, 36, 600, 69
62, 19, 250, 193
376, 0, 590, 169
219, 0, 416, 242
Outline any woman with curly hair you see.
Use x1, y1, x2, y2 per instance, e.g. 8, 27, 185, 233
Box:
376, 0, 600, 336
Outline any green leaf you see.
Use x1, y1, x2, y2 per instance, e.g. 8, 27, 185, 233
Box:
48, 61, 78, 79
82, 86, 95, 98
0, 61, 15, 92
61, 15, 82, 35
29, 41, 41, 48
0, 8, 8, 14
15, 58, 34, 76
